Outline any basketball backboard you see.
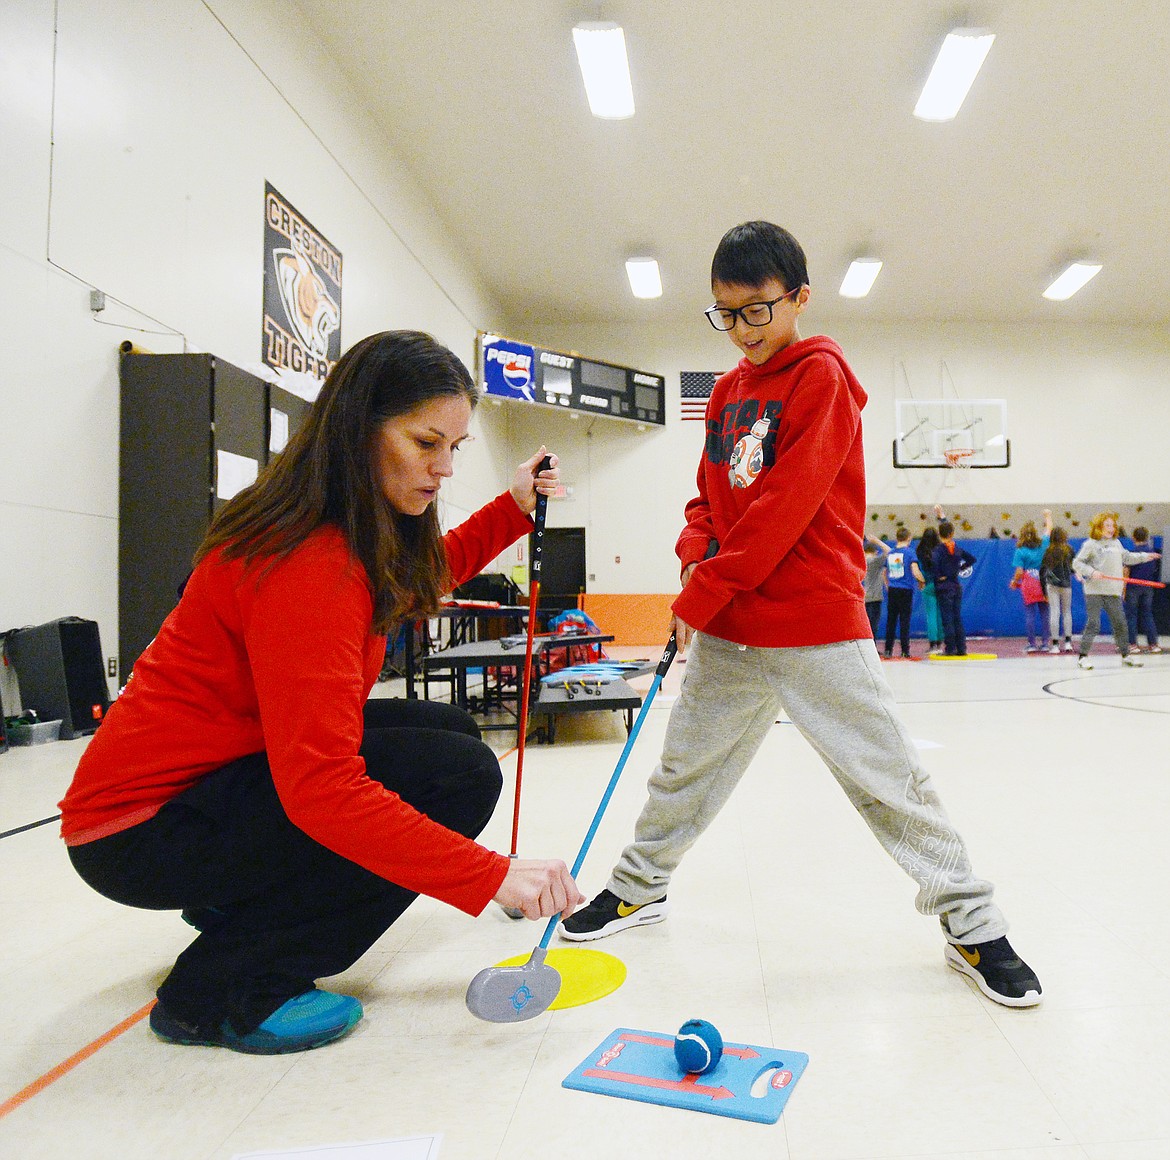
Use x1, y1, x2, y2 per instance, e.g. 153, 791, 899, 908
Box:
892, 398, 1009, 468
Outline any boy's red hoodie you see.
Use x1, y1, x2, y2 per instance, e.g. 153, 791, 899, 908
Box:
672, 335, 871, 647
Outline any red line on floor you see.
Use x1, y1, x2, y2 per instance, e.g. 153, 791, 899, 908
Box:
0, 1000, 156, 1120
1, 743, 528, 1120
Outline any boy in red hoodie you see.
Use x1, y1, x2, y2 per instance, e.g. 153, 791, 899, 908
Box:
562, 221, 1041, 1008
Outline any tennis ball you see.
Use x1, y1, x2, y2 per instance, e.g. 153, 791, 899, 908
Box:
674, 1018, 723, 1075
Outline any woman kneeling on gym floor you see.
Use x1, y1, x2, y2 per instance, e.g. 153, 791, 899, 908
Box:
60, 330, 583, 1054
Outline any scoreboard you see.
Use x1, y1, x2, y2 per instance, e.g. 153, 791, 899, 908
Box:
479, 333, 665, 427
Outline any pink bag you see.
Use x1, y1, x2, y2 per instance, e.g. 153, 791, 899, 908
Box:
1020, 570, 1046, 605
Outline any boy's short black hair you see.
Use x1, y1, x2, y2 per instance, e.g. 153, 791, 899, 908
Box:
1134, 525, 1149, 542
711, 221, 809, 293
895, 526, 911, 542
939, 520, 954, 540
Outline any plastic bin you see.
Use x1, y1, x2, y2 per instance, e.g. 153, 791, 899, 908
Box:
7, 719, 63, 746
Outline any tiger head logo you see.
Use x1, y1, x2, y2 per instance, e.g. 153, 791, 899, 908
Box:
273, 245, 340, 356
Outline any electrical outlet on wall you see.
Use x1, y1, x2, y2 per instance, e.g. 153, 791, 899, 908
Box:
107, 657, 118, 678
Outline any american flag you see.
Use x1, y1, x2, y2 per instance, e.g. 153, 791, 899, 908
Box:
680, 371, 717, 421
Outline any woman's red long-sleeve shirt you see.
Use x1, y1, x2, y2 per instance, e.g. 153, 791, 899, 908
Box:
59, 491, 532, 916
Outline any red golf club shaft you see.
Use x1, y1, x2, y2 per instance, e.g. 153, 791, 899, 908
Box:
510, 580, 540, 855
510, 456, 551, 857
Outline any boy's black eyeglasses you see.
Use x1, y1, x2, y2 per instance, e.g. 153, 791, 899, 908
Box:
704, 286, 802, 331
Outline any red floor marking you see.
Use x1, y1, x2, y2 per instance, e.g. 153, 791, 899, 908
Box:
0, 1000, 156, 1120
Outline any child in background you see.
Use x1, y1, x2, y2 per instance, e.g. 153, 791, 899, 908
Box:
1041, 526, 1075, 653
884, 525, 923, 658
1125, 526, 1162, 654
1073, 512, 1160, 670
917, 524, 943, 655
933, 520, 976, 656
863, 533, 891, 638
1010, 511, 1052, 653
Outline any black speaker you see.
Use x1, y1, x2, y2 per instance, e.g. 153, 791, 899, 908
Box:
6, 618, 111, 740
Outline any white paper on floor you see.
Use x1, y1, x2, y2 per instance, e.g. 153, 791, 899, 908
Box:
231, 1135, 441, 1160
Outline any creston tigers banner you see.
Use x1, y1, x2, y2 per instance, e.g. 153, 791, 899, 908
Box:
262, 183, 342, 384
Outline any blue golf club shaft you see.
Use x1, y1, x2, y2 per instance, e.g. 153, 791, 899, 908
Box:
537, 632, 678, 951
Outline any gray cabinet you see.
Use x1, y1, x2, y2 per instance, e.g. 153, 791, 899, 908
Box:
118, 353, 310, 676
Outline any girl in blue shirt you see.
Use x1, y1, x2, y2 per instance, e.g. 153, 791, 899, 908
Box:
1010, 511, 1052, 652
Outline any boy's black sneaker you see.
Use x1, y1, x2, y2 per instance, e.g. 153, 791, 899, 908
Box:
560, 888, 668, 942
945, 936, 1042, 1008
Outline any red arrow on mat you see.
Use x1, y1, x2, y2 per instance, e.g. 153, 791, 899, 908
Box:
582, 1069, 734, 1100
619, 1033, 673, 1048
619, 1032, 760, 1060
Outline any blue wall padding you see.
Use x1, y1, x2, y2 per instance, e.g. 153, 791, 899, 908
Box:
885, 536, 1163, 639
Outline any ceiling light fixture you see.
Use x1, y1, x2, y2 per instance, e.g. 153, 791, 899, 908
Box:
1042, 262, 1102, 301
914, 28, 995, 122
838, 258, 883, 299
625, 257, 662, 299
572, 21, 635, 119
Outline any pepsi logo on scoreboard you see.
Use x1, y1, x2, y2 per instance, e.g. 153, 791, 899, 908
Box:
482, 337, 536, 401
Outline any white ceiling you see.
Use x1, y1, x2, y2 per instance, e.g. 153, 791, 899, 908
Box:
291, 0, 1170, 329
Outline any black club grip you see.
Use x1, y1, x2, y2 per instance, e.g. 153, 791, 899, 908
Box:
531, 455, 552, 577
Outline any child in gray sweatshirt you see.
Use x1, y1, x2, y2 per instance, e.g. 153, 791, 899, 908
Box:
1072, 512, 1160, 669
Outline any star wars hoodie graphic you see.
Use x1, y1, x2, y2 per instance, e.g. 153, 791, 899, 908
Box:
728, 417, 772, 489
672, 336, 872, 649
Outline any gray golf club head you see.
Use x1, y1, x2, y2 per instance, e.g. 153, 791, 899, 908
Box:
465, 946, 561, 1023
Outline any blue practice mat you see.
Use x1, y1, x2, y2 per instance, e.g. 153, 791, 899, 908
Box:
563, 1027, 808, 1124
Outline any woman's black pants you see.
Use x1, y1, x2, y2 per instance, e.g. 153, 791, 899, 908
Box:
68, 699, 501, 1035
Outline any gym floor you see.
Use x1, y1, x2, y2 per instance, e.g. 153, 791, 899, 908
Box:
2, 641, 1168, 1159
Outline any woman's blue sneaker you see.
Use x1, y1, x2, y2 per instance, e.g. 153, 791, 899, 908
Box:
150, 989, 363, 1054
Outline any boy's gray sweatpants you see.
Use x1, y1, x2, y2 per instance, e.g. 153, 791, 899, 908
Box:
609, 632, 1006, 945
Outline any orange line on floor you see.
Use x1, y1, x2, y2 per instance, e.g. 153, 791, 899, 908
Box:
0, 999, 156, 1120
0, 736, 530, 1121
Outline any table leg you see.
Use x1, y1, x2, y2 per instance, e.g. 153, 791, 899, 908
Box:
404, 621, 417, 699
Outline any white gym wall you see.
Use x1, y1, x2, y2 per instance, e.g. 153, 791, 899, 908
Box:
3, 0, 1168, 650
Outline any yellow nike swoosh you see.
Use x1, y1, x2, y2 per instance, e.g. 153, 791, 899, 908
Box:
616, 901, 644, 918
956, 945, 981, 967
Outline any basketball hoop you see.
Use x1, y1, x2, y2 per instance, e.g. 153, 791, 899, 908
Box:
943, 448, 975, 469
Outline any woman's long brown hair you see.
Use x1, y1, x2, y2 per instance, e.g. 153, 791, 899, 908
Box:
195, 331, 479, 632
